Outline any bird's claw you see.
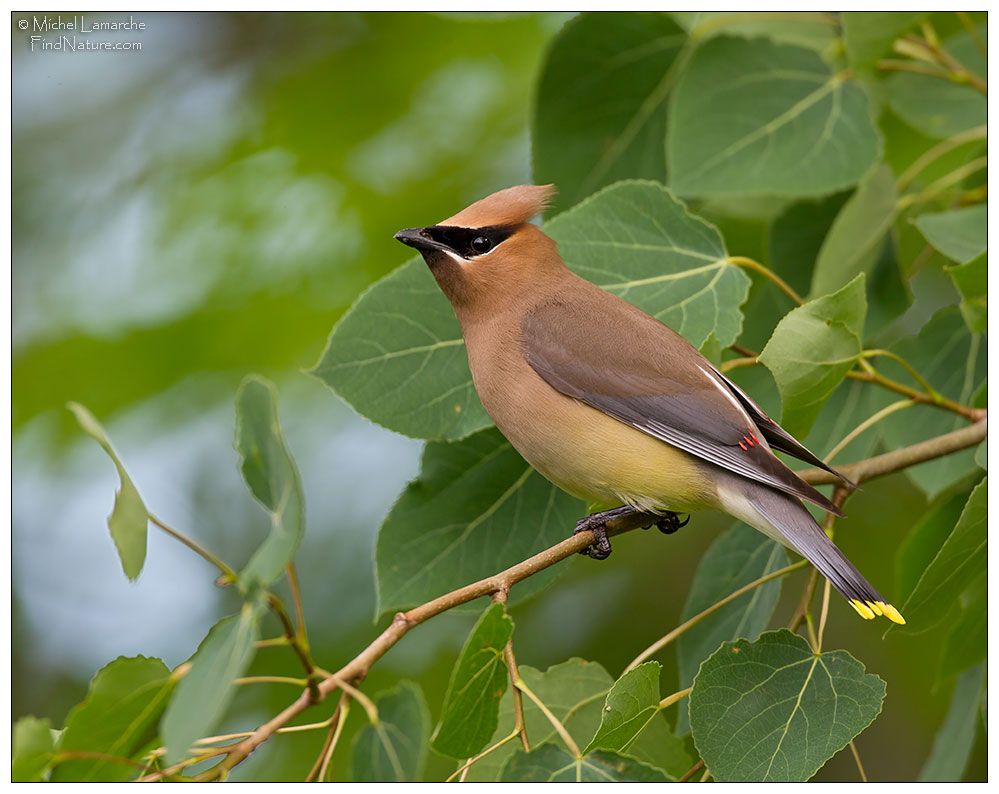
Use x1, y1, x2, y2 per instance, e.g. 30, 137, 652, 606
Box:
654, 512, 690, 535
572, 506, 634, 560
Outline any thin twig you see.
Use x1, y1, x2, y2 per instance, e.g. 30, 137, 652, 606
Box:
305, 694, 347, 783
191, 418, 987, 780
678, 759, 705, 782
267, 593, 321, 704
504, 643, 531, 753
317, 698, 350, 783
799, 419, 987, 486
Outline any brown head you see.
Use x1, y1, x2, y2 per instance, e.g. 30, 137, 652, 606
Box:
394, 185, 566, 311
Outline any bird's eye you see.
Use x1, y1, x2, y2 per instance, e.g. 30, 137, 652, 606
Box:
471, 236, 492, 254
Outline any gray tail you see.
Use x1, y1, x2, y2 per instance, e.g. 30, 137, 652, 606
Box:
748, 483, 904, 624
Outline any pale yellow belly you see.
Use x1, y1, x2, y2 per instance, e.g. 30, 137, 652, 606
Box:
482, 373, 718, 514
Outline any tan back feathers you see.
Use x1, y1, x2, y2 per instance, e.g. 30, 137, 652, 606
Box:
441, 184, 556, 228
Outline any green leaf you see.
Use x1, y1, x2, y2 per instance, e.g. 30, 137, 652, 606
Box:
888, 25, 986, 139
583, 662, 662, 755
759, 273, 867, 437
974, 439, 986, 470
313, 180, 747, 441
161, 600, 263, 764
546, 182, 746, 350
12, 717, 55, 782
501, 744, 672, 782
532, 12, 687, 212
311, 257, 489, 441
675, 11, 839, 51
51, 656, 174, 782
545, 181, 750, 348
919, 663, 985, 782
880, 307, 986, 498
894, 485, 973, 603
352, 681, 430, 782
463, 658, 687, 781
689, 629, 886, 782
235, 376, 305, 587
668, 36, 881, 197
676, 524, 787, 734
913, 205, 987, 264
810, 164, 897, 298
67, 402, 148, 580
376, 427, 583, 615
897, 479, 986, 632
939, 577, 986, 680
842, 12, 925, 68
432, 602, 515, 759
947, 253, 987, 333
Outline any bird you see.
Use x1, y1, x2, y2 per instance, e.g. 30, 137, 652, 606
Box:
394, 184, 904, 624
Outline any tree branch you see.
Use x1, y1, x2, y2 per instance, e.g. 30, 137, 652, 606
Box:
798, 418, 986, 486
187, 418, 987, 779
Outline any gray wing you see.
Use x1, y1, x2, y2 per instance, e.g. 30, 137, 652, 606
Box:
521, 298, 845, 515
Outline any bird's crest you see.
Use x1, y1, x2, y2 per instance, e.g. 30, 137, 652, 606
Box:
441, 184, 556, 228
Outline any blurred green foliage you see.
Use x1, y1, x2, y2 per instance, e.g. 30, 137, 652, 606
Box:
12, 11, 986, 783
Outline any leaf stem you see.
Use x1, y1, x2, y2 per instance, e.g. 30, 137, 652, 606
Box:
727, 256, 803, 305
624, 560, 808, 672
317, 696, 350, 783
897, 156, 988, 210
658, 687, 692, 710
896, 125, 987, 190
956, 12, 986, 60
788, 567, 819, 633
514, 678, 581, 758
824, 399, 915, 463
446, 730, 521, 782
719, 355, 758, 373
849, 740, 869, 782
235, 675, 308, 687
147, 513, 237, 581
816, 579, 832, 652
285, 562, 309, 645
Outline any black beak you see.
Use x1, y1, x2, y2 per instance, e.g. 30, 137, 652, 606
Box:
393, 227, 451, 254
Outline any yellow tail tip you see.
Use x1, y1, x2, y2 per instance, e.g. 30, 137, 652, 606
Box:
850, 599, 905, 624
850, 599, 876, 620
880, 602, 906, 625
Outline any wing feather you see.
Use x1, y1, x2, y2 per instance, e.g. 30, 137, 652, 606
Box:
521, 297, 847, 515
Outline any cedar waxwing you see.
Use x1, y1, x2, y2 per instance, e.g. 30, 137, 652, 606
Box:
394, 185, 904, 624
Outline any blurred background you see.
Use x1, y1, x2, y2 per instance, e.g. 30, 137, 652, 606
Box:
12, 11, 983, 781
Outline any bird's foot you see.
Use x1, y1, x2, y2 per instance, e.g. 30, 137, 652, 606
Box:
650, 512, 690, 535
572, 506, 636, 560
